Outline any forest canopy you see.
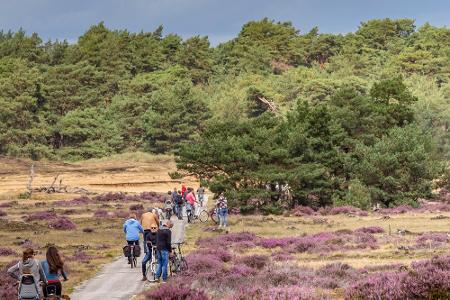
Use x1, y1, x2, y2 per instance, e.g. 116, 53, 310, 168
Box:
0, 18, 448, 208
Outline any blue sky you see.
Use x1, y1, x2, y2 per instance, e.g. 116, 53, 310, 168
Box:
1, 0, 449, 45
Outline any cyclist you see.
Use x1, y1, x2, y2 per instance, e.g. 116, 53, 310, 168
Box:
155, 220, 173, 283
197, 185, 205, 207
7, 248, 41, 283
141, 208, 159, 247
141, 224, 158, 281
216, 192, 229, 231
40, 246, 68, 297
123, 213, 144, 264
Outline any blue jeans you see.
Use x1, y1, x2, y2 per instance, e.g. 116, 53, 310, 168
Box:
219, 208, 228, 226
155, 250, 169, 281
176, 204, 183, 219
142, 251, 152, 276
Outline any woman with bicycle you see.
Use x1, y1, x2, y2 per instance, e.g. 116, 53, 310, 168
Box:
40, 246, 68, 297
141, 224, 158, 281
185, 188, 199, 223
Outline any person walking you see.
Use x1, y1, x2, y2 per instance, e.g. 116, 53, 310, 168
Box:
155, 220, 173, 283
123, 214, 144, 264
141, 224, 158, 281
175, 190, 184, 220
197, 185, 205, 207
40, 246, 68, 297
216, 192, 229, 231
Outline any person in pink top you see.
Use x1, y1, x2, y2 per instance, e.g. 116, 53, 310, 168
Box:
185, 188, 198, 223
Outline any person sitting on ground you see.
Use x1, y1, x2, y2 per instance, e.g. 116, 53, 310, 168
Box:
123, 213, 144, 263
141, 208, 159, 245
8, 248, 41, 284
155, 220, 173, 283
40, 246, 68, 297
197, 185, 205, 207
141, 224, 158, 281
216, 192, 229, 231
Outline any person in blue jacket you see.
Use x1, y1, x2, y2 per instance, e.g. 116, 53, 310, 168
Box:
123, 213, 144, 263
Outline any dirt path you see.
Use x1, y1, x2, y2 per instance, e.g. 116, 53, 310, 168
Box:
70, 218, 186, 300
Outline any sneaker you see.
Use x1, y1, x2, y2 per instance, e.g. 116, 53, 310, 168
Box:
141, 276, 147, 281
162, 281, 167, 284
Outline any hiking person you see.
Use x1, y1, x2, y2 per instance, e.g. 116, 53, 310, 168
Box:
8, 248, 41, 283
216, 192, 229, 230
141, 208, 159, 245
141, 224, 158, 281
123, 213, 144, 264
40, 246, 68, 297
176, 190, 184, 220
155, 220, 173, 283
197, 185, 205, 207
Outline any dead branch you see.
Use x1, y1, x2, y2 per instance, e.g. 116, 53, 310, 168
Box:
27, 164, 35, 195
256, 96, 279, 115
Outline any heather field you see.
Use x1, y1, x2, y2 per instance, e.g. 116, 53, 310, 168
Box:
0, 154, 194, 299
1, 156, 450, 299
142, 203, 450, 300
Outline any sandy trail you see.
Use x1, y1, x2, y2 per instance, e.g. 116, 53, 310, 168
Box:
70, 217, 186, 300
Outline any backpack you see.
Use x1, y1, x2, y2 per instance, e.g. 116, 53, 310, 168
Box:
176, 194, 184, 205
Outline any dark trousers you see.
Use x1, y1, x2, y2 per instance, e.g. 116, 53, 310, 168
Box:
143, 230, 151, 252
43, 282, 62, 296
127, 240, 139, 262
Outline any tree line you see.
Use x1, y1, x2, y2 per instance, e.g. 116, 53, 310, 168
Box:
0, 18, 448, 209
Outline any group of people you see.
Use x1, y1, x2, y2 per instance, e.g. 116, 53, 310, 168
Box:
123, 209, 173, 283
8, 246, 68, 297
165, 185, 205, 221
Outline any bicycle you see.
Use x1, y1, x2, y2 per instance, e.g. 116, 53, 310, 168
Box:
127, 244, 138, 269
44, 284, 62, 300
146, 244, 158, 282
169, 242, 188, 275
186, 204, 209, 223
210, 207, 219, 224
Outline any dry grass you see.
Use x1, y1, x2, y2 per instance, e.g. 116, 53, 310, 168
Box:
185, 212, 450, 270
0, 153, 198, 294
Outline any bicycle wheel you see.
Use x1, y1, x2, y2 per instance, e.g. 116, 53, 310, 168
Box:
133, 257, 137, 268
180, 257, 188, 273
198, 210, 209, 223
149, 261, 158, 280
187, 211, 192, 223
211, 211, 219, 224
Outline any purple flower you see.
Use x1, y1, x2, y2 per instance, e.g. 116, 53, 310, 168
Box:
0, 247, 17, 256
143, 284, 209, 300
93, 209, 109, 218
355, 226, 385, 234
48, 217, 76, 230
26, 211, 57, 221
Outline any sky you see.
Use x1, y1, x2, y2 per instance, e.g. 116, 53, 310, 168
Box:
0, 0, 449, 45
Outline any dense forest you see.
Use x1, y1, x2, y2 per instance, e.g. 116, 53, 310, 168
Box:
0, 18, 449, 209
